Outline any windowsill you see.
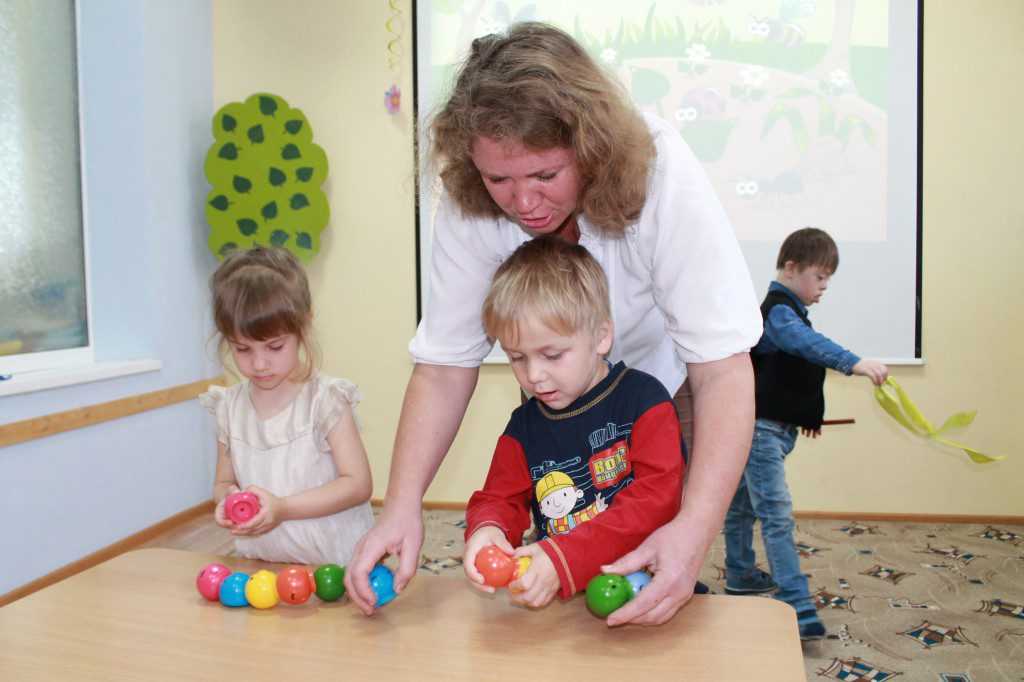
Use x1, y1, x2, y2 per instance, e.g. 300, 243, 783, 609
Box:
0, 359, 162, 397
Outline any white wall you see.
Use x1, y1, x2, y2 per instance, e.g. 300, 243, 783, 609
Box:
0, 0, 217, 595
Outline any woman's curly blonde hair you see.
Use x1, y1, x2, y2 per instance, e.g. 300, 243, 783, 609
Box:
427, 22, 655, 233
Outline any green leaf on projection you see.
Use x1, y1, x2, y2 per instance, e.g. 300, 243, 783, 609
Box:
247, 125, 265, 144
209, 195, 230, 211
236, 218, 258, 236
262, 201, 278, 220
282, 144, 301, 160
290, 193, 310, 210
218, 142, 239, 160
259, 96, 278, 116
233, 175, 253, 194
296, 232, 313, 250
268, 167, 287, 186
221, 113, 237, 132
296, 167, 314, 182
219, 241, 239, 256
269, 230, 289, 246
285, 120, 303, 135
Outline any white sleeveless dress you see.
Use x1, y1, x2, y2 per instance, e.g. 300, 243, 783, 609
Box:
199, 375, 374, 566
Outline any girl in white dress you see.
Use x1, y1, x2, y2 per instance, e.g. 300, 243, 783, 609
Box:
199, 246, 374, 567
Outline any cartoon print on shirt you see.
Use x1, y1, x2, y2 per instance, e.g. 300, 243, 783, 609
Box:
535, 470, 607, 536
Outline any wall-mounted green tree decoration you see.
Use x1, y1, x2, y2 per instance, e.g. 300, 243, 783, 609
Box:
204, 93, 329, 263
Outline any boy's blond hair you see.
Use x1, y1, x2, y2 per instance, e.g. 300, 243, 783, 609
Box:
482, 237, 611, 344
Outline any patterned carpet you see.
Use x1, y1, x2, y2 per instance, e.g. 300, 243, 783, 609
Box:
418, 510, 1024, 681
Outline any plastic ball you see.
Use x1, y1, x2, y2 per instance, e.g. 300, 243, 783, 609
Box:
369, 564, 396, 607
277, 566, 316, 605
219, 572, 251, 607
585, 574, 631, 618
224, 491, 260, 524
475, 545, 515, 587
314, 563, 346, 602
509, 556, 532, 593
196, 562, 231, 602
245, 569, 279, 609
624, 570, 652, 598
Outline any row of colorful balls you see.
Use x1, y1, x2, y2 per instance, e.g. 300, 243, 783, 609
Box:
195, 561, 395, 609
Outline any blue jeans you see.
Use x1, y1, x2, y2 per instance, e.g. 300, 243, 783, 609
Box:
724, 418, 812, 613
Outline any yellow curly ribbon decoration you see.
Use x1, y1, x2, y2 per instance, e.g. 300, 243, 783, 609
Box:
385, 0, 403, 73
874, 377, 1003, 464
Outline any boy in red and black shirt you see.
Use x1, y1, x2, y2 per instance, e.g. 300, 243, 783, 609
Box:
463, 237, 686, 607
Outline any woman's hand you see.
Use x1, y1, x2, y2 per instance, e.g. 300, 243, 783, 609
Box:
508, 545, 559, 609
344, 502, 425, 615
463, 526, 514, 594
230, 485, 283, 536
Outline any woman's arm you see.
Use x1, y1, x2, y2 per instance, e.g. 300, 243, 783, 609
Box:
344, 363, 479, 614
602, 352, 754, 626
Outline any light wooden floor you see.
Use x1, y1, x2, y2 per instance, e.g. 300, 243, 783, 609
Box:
139, 512, 235, 555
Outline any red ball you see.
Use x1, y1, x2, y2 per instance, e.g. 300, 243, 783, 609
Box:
196, 563, 231, 601
475, 545, 515, 587
277, 566, 316, 605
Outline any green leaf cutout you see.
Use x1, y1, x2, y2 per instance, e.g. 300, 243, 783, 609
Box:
218, 142, 238, 160
282, 144, 301, 160
219, 241, 239, 256
268, 167, 286, 186
261, 201, 278, 220
290, 193, 310, 210
296, 232, 313, 249
236, 218, 258, 236
221, 114, 237, 132
209, 195, 230, 211
259, 96, 278, 116
269, 230, 289, 246
232, 175, 252, 194
285, 120, 303, 134
247, 125, 264, 144
296, 167, 314, 182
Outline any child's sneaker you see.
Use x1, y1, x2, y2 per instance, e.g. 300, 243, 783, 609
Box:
724, 569, 778, 595
797, 609, 826, 641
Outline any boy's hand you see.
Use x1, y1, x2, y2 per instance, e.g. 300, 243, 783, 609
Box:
800, 427, 821, 438
508, 544, 560, 609
852, 359, 889, 386
231, 486, 283, 537
463, 526, 514, 594
213, 485, 239, 528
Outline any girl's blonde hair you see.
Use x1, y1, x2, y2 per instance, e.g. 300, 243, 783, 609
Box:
428, 22, 655, 233
483, 237, 611, 344
210, 246, 318, 381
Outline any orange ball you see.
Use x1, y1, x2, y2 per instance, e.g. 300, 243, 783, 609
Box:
277, 565, 316, 605
475, 545, 515, 587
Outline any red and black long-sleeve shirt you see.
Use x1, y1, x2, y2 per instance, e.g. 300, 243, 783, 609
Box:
465, 362, 685, 599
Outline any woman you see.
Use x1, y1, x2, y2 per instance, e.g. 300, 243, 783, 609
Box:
345, 22, 761, 626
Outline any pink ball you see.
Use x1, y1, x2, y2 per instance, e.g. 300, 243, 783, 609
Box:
196, 562, 231, 601
224, 491, 260, 524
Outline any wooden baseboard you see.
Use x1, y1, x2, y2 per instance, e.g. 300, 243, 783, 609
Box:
0, 376, 224, 448
0, 501, 214, 608
412, 501, 1023, 525
793, 510, 1024, 525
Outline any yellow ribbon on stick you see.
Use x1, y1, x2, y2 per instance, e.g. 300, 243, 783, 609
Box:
874, 378, 1003, 464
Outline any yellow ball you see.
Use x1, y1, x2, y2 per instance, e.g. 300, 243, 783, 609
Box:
245, 569, 280, 609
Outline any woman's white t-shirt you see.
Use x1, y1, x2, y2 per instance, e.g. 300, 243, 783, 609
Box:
410, 113, 761, 395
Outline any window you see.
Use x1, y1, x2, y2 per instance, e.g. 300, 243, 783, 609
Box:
0, 0, 90, 375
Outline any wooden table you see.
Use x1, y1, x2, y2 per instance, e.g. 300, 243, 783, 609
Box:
0, 548, 804, 681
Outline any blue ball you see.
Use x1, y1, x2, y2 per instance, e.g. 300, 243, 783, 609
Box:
219, 572, 251, 607
369, 564, 396, 607
624, 570, 652, 598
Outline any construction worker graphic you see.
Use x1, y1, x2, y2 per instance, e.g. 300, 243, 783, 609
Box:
535, 471, 606, 537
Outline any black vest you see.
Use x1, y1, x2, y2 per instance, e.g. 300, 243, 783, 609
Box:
752, 290, 826, 429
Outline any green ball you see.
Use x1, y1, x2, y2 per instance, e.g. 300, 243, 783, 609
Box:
314, 563, 346, 602
585, 574, 632, 618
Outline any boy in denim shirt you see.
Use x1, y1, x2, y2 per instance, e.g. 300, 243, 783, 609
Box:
723, 228, 888, 640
